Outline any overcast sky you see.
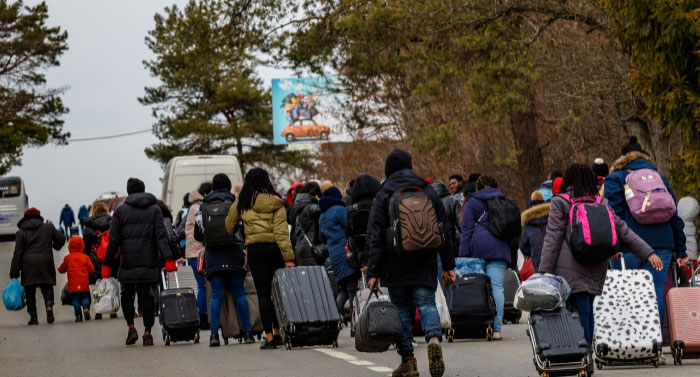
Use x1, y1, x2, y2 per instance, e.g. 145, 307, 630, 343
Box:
10, 0, 291, 222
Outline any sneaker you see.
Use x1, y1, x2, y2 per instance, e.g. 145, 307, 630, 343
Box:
273, 334, 284, 346
46, 307, 55, 324
210, 333, 220, 347
260, 339, 277, 350
392, 357, 419, 377
125, 328, 139, 345
243, 332, 255, 344
492, 331, 502, 341
427, 338, 445, 377
83, 308, 91, 321
143, 333, 154, 346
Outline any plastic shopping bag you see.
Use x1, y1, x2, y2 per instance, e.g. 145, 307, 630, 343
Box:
3, 278, 26, 311
435, 284, 451, 329
454, 257, 485, 276
514, 273, 571, 312
93, 278, 120, 314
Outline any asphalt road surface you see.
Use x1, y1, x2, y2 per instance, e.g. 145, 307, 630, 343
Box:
1, 239, 699, 377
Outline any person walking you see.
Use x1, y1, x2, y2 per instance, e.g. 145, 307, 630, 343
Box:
225, 167, 295, 350
678, 197, 699, 264
290, 182, 322, 266
539, 163, 662, 374
520, 191, 550, 272
185, 183, 212, 329
195, 174, 254, 347
537, 170, 563, 202
319, 186, 358, 317
78, 205, 89, 233
348, 173, 382, 274
367, 149, 456, 377
9, 208, 66, 325
459, 174, 517, 341
604, 136, 687, 332
59, 204, 75, 236
58, 236, 95, 322
431, 180, 462, 252
82, 202, 116, 319
100, 178, 177, 346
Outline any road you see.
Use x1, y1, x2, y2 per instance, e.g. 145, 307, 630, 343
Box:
1, 239, 699, 377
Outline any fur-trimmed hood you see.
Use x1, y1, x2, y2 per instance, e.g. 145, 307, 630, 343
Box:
609, 151, 654, 173
521, 203, 550, 227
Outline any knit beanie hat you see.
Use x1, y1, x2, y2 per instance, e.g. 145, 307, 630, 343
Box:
529, 191, 545, 208
621, 136, 646, 155
68, 236, 84, 253
552, 177, 563, 195
592, 158, 609, 178
385, 149, 413, 178
127, 178, 145, 195
323, 186, 343, 199
24, 207, 41, 217
321, 180, 333, 193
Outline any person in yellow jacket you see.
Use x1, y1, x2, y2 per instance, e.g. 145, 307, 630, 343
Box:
225, 167, 295, 350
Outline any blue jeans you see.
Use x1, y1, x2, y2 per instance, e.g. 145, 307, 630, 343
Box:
209, 273, 251, 334
187, 257, 208, 315
610, 249, 672, 326
388, 286, 442, 358
568, 293, 595, 344
485, 259, 507, 332
72, 292, 90, 311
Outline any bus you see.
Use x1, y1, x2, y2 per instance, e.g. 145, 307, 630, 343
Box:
161, 155, 243, 212
0, 177, 28, 236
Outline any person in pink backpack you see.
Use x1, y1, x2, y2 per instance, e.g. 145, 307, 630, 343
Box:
604, 136, 688, 342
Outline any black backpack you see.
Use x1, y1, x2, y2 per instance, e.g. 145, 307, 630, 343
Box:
201, 197, 237, 248
478, 197, 521, 241
346, 199, 372, 264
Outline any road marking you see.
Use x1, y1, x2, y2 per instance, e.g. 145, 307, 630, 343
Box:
314, 348, 392, 374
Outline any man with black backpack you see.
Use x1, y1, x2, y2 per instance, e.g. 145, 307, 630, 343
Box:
194, 173, 254, 347
367, 149, 456, 377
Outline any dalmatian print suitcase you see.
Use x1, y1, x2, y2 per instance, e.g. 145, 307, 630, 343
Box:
593, 258, 662, 368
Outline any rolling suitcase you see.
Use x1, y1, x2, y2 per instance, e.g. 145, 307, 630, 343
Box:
593, 255, 661, 367
662, 254, 690, 346
444, 274, 496, 342
503, 268, 522, 324
217, 273, 264, 344
159, 271, 200, 345
667, 263, 700, 365
527, 307, 590, 376
272, 266, 342, 349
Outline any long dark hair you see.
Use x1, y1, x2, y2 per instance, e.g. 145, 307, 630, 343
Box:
237, 167, 281, 215
559, 163, 599, 198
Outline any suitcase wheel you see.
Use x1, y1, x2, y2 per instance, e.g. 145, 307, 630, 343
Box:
194, 332, 200, 344
447, 328, 455, 343
284, 339, 292, 350
333, 339, 339, 348
350, 327, 355, 338
223, 337, 229, 345
513, 318, 520, 324
673, 348, 682, 365
164, 334, 171, 346
486, 327, 493, 341
595, 361, 603, 370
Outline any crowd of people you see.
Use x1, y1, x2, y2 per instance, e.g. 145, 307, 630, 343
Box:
7, 135, 697, 377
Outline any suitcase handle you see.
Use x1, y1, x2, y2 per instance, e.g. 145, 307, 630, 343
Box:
161, 270, 180, 290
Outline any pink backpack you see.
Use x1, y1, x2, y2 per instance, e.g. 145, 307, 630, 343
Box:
624, 169, 676, 224
560, 194, 619, 265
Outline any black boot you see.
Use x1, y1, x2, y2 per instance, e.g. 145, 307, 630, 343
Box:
83, 307, 91, 321
243, 332, 255, 344
28, 312, 38, 326
45, 302, 55, 324
75, 309, 83, 322
273, 334, 284, 347
110, 313, 118, 319
210, 333, 220, 347
199, 313, 210, 330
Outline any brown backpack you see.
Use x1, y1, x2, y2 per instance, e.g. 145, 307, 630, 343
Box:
386, 187, 444, 254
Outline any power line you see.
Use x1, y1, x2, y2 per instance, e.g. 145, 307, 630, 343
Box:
68, 129, 152, 142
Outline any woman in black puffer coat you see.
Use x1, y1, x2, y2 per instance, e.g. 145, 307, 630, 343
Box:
290, 182, 322, 266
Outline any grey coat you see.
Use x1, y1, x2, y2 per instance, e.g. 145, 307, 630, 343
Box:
539, 194, 654, 295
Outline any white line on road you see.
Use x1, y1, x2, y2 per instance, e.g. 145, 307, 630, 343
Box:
314, 348, 392, 374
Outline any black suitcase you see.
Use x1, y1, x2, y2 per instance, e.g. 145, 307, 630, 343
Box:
503, 268, 523, 324
324, 259, 339, 299
527, 307, 589, 376
272, 266, 342, 349
159, 271, 200, 345
444, 274, 496, 341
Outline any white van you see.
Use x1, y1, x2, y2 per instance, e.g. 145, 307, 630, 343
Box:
161, 155, 243, 211
0, 176, 28, 236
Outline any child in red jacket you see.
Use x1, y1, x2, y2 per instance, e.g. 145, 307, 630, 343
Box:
58, 236, 95, 322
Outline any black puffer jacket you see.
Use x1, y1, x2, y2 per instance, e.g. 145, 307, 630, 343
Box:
367, 169, 456, 289
10, 215, 66, 287
83, 213, 112, 284
291, 193, 321, 266
349, 174, 382, 266
199, 190, 246, 279
103, 193, 173, 284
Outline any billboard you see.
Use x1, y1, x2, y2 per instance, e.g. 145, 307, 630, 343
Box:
272, 77, 344, 146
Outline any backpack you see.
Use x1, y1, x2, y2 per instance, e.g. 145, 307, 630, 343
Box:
94, 229, 109, 261
478, 197, 521, 241
560, 194, 619, 265
201, 197, 236, 248
624, 168, 676, 224
346, 199, 372, 264
386, 187, 443, 254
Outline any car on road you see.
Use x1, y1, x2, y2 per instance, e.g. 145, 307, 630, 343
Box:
281, 119, 330, 143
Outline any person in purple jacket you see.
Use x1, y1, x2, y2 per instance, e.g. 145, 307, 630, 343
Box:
459, 175, 512, 340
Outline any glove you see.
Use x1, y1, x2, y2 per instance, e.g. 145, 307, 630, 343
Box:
101, 266, 112, 279
164, 260, 178, 273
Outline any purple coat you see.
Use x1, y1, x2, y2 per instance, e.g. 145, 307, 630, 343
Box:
539, 193, 654, 295
459, 188, 511, 263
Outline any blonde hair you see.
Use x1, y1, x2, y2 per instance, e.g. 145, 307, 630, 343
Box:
90, 202, 109, 216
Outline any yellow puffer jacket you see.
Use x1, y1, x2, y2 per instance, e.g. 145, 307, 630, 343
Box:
225, 193, 294, 262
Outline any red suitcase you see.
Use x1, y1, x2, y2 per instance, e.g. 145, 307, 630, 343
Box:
667, 264, 700, 365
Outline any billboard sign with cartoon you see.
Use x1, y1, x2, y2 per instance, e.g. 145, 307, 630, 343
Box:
272, 77, 344, 145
